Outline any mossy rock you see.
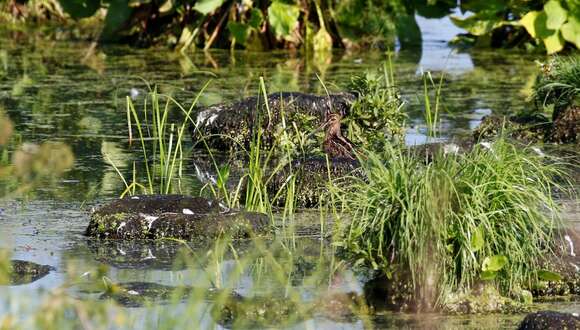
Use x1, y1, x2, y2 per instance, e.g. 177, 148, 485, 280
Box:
4, 260, 54, 285
473, 114, 552, 143
99, 281, 214, 308
268, 157, 363, 208
474, 105, 579, 144
442, 285, 527, 314
517, 311, 580, 330
212, 292, 308, 328
191, 92, 355, 150
85, 195, 271, 240
532, 228, 580, 298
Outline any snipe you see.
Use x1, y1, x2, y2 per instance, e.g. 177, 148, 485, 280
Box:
322, 111, 356, 160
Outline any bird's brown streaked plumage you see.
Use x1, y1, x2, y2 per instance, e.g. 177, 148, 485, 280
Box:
322, 112, 356, 160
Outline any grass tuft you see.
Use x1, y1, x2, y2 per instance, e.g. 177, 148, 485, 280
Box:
333, 140, 569, 307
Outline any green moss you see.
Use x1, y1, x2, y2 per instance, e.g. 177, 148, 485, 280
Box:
442, 285, 527, 314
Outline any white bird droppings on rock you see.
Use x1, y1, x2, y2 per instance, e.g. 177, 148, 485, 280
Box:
140, 213, 159, 230
564, 235, 576, 257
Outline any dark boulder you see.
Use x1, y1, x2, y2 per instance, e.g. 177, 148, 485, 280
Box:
517, 311, 580, 330
268, 157, 362, 208
533, 227, 580, 297
191, 92, 355, 150
4, 260, 54, 285
86, 195, 271, 240
474, 105, 579, 144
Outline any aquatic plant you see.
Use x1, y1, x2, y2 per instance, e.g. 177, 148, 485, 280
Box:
422, 70, 445, 138
109, 81, 209, 196
533, 56, 580, 118
195, 78, 300, 219
333, 140, 568, 308
345, 58, 406, 148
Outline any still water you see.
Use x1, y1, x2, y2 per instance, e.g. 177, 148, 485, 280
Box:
0, 16, 578, 329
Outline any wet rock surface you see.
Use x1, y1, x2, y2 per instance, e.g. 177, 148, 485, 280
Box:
99, 281, 211, 308
474, 105, 579, 144
5, 260, 54, 285
517, 311, 580, 330
533, 227, 580, 298
85, 195, 270, 240
191, 92, 355, 150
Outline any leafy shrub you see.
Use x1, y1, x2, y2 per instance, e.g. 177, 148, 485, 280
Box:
451, 0, 579, 54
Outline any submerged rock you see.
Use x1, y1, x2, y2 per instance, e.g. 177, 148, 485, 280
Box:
517, 311, 580, 330
86, 239, 190, 270
5, 260, 54, 285
213, 292, 306, 328
85, 195, 270, 240
191, 92, 355, 150
99, 281, 215, 308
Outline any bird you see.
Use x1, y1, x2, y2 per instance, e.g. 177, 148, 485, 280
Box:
322, 111, 357, 160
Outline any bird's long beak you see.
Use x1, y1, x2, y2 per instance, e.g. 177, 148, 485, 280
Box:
303, 119, 330, 140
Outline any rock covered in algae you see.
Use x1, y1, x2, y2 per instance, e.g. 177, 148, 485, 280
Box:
99, 281, 209, 308
268, 157, 363, 208
212, 292, 306, 328
4, 260, 54, 285
517, 311, 580, 330
85, 195, 270, 240
474, 105, 579, 144
442, 285, 526, 314
191, 92, 356, 150
533, 228, 580, 298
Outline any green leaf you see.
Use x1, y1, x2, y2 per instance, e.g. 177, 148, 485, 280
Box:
193, 0, 226, 15
482, 255, 508, 272
480, 270, 497, 280
470, 226, 484, 252
520, 11, 541, 38
227, 22, 250, 45
544, 0, 567, 30
543, 31, 565, 54
248, 8, 263, 29
561, 18, 580, 48
59, 0, 100, 19
534, 11, 555, 39
537, 270, 562, 281
159, 0, 174, 14
101, 0, 133, 42
450, 14, 511, 36
267, 2, 300, 39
